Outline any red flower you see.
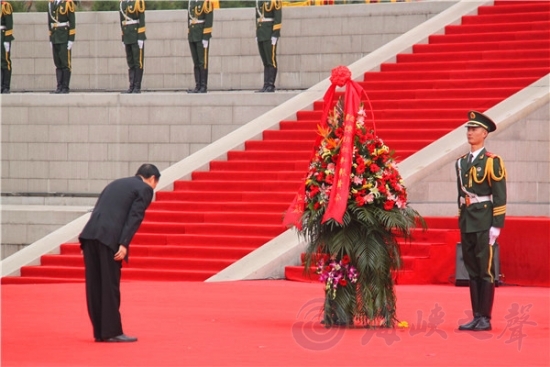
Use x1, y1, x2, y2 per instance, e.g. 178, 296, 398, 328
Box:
370, 164, 380, 173
330, 65, 352, 87
342, 255, 350, 264
339, 279, 348, 287
384, 200, 395, 210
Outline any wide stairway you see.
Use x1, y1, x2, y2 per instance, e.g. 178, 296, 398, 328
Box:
3, 0, 549, 284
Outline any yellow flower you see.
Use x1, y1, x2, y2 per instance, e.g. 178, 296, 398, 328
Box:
397, 320, 409, 329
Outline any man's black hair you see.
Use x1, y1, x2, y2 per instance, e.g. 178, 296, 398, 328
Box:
136, 164, 161, 181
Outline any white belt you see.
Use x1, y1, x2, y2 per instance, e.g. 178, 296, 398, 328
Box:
0, 26, 6, 30
259, 17, 274, 22
189, 19, 205, 25
51, 22, 69, 28
460, 195, 492, 206
122, 19, 139, 26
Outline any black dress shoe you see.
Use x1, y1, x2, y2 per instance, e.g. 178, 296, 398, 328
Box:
104, 334, 138, 343
474, 317, 492, 331
458, 317, 481, 330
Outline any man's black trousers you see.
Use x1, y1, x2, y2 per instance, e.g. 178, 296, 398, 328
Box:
81, 239, 123, 340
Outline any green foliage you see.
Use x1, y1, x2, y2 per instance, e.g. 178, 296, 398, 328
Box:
9, 1, 31, 12
91, 1, 119, 11
219, 1, 255, 8
146, 0, 184, 10
303, 205, 421, 328
34, 1, 50, 12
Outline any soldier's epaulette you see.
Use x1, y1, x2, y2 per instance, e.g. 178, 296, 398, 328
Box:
486, 152, 499, 158
458, 153, 468, 160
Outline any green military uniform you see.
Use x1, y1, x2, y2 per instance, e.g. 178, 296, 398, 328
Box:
456, 111, 507, 332
1, 0, 13, 93
255, 0, 282, 92
119, 0, 146, 93
48, 0, 76, 94
187, 0, 214, 94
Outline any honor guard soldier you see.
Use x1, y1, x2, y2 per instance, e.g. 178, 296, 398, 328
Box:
48, 0, 76, 94
1, 0, 13, 94
456, 111, 507, 332
255, 0, 281, 93
120, 0, 146, 94
187, 0, 214, 94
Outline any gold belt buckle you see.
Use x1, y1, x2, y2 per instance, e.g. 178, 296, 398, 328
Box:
465, 196, 471, 207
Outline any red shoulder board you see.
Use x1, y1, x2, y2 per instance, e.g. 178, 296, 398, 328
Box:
486, 152, 497, 158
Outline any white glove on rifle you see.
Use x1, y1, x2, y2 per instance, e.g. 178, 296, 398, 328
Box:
3, 42, 9, 52
67, 41, 73, 50
271, 36, 278, 45
138, 40, 144, 49
489, 227, 501, 245
202, 39, 208, 49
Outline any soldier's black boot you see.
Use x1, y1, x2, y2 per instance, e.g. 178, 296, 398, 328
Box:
132, 68, 143, 94
474, 281, 494, 331
61, 69, 71, 94
52, 69, 63, 94
198, 68, 208, 93
188, 67, 201, 93
265, 66, 276, 93
123, 68, 135, 94
4, 68, 11, 93
255, 67, 268, 93
1, 69, 11, 94
459, 278, 482, 330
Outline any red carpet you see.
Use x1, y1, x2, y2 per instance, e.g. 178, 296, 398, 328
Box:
2, 281, 549, 366
2, 0, 549, 285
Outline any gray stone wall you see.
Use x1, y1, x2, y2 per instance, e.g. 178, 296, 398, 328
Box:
1, 92, 296, 194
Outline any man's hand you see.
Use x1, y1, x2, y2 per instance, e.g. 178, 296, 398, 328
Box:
67, 41, 73, 50
202, 39, 208, 49
138, 40, 144, 49
3, 42, 9, 52
489, 227, 501, 245
114, 245, 127, 261
271, 36, 278, 46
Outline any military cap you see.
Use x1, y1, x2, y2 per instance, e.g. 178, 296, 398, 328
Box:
465, 110, 497, 132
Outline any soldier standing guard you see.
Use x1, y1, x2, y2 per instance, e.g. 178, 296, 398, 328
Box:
456, 111, 507, 332
48, 0, 76, 94
120, 0, 146, 94
187, 0, 213, 94
255, 0, 281, 93
1, 0, 13, 94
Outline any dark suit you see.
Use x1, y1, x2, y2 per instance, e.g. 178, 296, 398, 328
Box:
79, 175, 153, 340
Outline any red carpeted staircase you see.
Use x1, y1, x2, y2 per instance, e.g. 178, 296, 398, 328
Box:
3, 0, 549, 285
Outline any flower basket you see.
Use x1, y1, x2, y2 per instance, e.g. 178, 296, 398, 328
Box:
284, 66, 424, 328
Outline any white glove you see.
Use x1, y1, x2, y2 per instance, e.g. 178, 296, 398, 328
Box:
138, 40, 144, 49
489, 227, 501, 245
67, 41, 73, 50
271, 36, 278, 45
122, 42, 125, 48
50, 42, 53, 48
3, 42, 9, 52
202, 39, 208, 49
